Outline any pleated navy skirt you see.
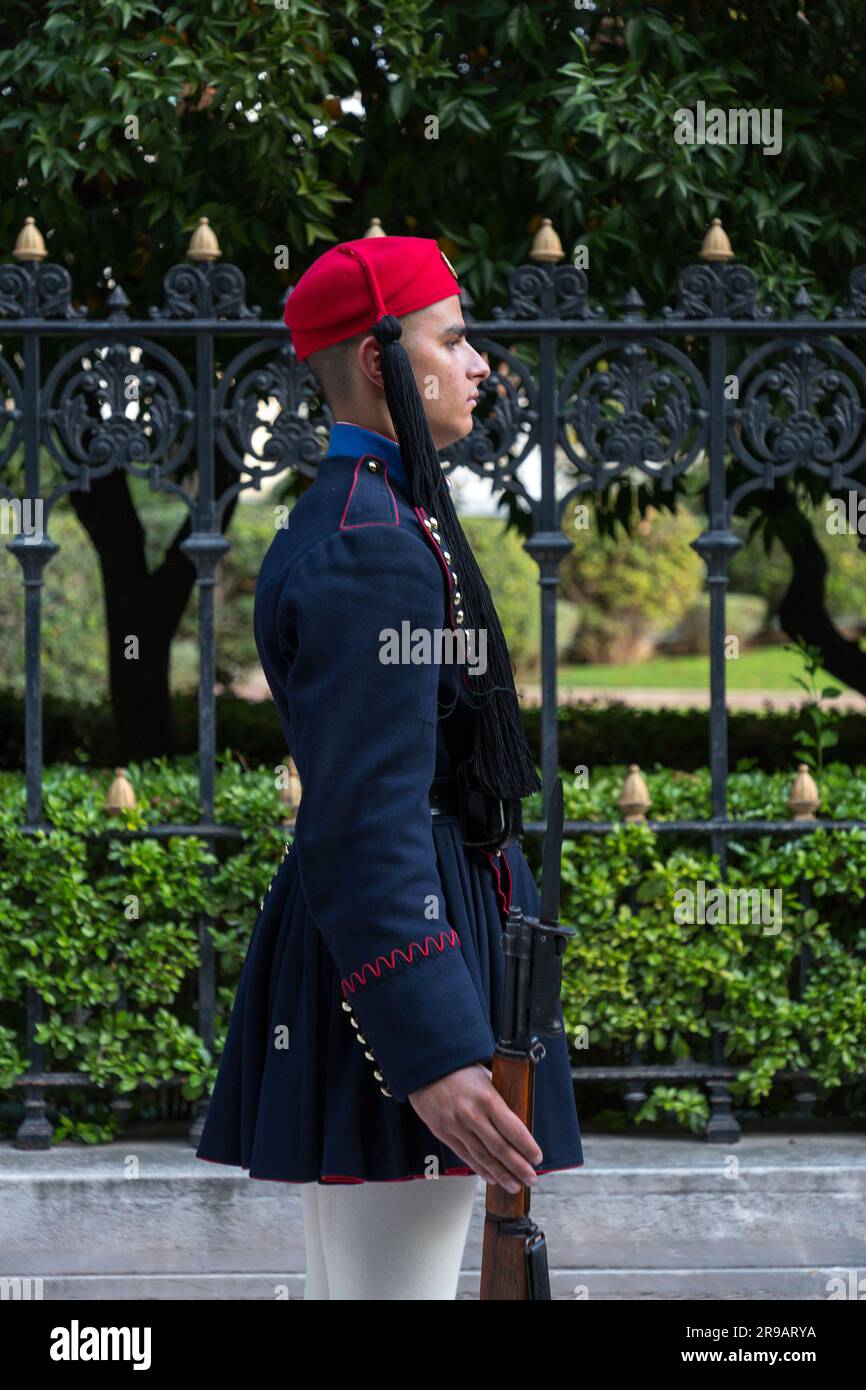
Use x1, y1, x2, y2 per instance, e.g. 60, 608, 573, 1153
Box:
195, 809, 584, 1185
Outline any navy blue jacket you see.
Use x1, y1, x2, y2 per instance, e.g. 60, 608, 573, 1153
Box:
252, 422, 498, 1102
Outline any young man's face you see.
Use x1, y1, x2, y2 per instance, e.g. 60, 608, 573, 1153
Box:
400, 295, 491, 449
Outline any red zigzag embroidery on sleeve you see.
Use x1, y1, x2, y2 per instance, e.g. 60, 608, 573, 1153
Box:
341, 928, 462, 998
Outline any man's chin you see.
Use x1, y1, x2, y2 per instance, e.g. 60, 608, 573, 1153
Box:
454, 413, 477, 443
429, 415, 474, 451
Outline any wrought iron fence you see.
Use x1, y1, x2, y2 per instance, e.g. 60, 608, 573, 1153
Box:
3, 212, 866, 1146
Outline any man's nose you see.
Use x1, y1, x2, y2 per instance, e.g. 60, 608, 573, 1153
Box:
470, 351, 491, 382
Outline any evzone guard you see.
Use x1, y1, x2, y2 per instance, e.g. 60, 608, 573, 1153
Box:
195, 234, 584, 1300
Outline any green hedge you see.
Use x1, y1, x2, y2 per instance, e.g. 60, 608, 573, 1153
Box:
542, 765, 866, 1133
1, 757, 865, 1141
3, 686, 866, 775
540, 702, 866, 776
0, 754, 290, 1139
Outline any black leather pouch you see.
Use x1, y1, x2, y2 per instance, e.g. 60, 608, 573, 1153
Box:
455, 757, 524, 850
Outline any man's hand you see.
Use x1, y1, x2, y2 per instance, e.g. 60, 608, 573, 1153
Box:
408, 1062, 542, 1193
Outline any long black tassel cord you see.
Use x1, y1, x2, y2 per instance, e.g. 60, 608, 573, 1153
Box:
373, 314, 542, 801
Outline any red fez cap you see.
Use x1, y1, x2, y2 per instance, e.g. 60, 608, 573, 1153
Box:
283, 235, 460, 361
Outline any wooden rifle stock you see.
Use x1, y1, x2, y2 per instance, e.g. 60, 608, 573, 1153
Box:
479, 1052, 540, 1300
478, 777, 572, 1302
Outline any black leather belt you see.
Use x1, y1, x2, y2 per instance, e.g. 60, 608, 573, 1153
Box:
429, 775, 518, 849
429, 776, 461, 817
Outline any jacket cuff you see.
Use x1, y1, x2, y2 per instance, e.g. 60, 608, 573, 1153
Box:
342, 941, 497, 1103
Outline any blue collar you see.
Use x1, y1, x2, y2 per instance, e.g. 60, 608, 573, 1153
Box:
325, 421, 409, 497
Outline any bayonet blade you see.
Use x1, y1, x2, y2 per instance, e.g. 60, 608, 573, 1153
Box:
539, 776, 564, 924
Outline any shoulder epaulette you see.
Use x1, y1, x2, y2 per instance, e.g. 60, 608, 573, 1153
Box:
338, 455, 401, 530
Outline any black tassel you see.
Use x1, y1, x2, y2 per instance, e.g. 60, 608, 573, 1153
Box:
372, 314, 541, 801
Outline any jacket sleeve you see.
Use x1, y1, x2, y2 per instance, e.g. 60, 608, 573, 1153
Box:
282, 522, 497, 1103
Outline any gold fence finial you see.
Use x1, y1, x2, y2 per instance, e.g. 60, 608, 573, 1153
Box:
530, 217, 565, 263
618, 764, 651, 822
700, 217, 734, 262
105, 768, 137, 814
187, 217, 221, 262
790, 763, 820, 820
13, 217, 48, 262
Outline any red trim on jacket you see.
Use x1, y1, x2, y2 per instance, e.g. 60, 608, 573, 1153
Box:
501, 849, 513, 911
195, 1153, 585, 1182
340, 927, 463, 999
482, 848, 513, 919
339, 455, 400, 529
413, 504, 456, 626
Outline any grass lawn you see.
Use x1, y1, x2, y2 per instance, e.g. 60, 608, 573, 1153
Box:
556, 644, 817, 691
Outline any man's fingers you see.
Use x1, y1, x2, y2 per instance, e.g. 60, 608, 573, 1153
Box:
439, 1132, 500, 1187
467, 1110, 540, 1188
485, 1093, 544, 1168
408, 1065, 544, 1192
436, 1114, 524, 1191
451, 1129, 523, 1193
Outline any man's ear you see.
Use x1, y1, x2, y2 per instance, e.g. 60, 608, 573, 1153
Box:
356, 333, 384, 391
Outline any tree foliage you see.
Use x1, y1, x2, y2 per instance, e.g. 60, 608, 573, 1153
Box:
4, 1, 866, 748
2, 2, 866, 313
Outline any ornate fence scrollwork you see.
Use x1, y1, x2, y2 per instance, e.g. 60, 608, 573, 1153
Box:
4, 212, 866, 1146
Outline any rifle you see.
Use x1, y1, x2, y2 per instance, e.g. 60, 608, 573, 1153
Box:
479, 776, 574, 1301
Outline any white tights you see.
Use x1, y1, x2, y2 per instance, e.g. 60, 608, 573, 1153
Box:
300, 1174, 480, 1300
